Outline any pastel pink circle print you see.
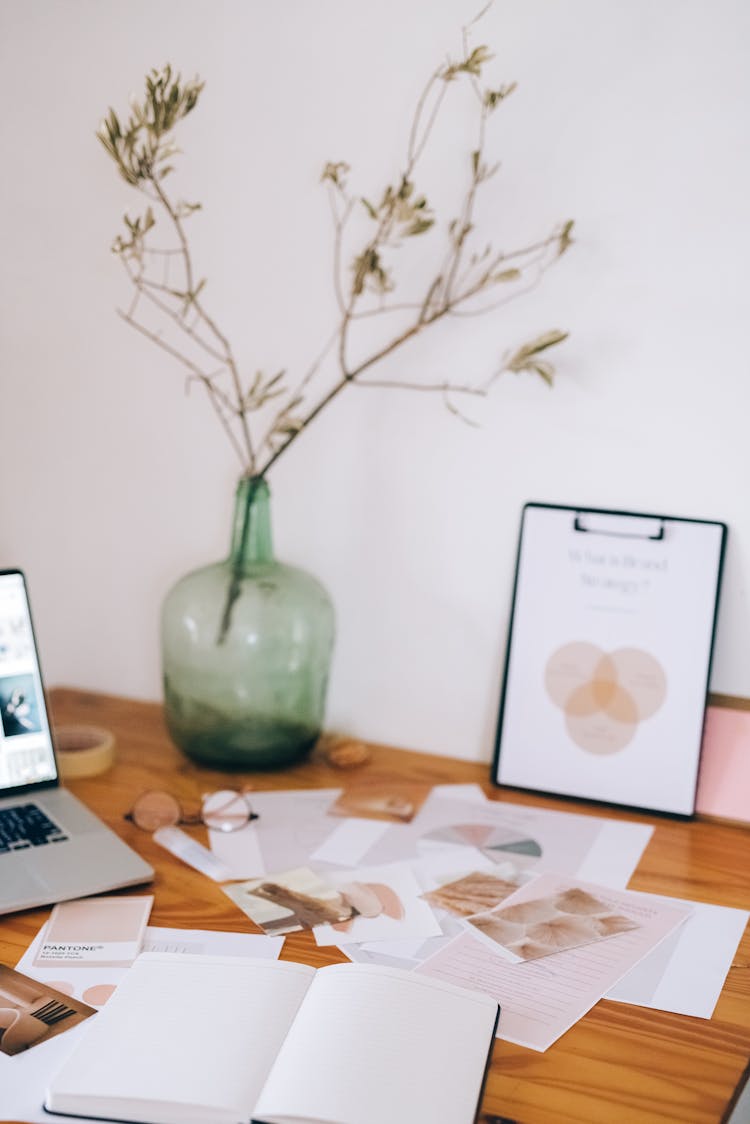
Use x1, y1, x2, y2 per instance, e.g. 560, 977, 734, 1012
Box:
566, 707, 637, 755
545, 643, 667, 755
609, 647, 667, 720
544, 643, 603, 707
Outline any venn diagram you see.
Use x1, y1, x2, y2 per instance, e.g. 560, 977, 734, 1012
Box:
545, 642, 667, 754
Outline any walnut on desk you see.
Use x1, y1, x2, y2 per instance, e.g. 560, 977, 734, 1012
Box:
1, 687, 749, 1124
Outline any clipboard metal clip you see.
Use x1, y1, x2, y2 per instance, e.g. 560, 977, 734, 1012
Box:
573, 512, 665, 541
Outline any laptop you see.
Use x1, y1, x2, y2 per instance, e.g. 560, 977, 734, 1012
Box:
0, 568, 153, 914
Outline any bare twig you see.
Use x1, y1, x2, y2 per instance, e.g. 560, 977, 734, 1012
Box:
99, 28, 574, 504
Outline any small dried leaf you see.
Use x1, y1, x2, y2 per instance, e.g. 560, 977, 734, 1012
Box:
484, 82, 517, 110
532, 361, 554, 386
558, 219, 575, 256
406, 218, 434, 236
321, 161, 349, 188
514, 330, 569, 362
493, 268, 521, 282
264, 369, 286, 390
442, 44, 494, 81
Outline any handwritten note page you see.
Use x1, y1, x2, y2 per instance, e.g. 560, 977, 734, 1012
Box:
415, 877, 692, 1051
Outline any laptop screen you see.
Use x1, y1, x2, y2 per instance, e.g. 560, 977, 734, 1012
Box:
0, 571, 58, 790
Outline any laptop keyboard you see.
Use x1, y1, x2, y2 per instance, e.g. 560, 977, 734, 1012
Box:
0, 803, 68, 854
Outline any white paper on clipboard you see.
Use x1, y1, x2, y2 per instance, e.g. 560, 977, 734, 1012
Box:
492, 504, 726, 816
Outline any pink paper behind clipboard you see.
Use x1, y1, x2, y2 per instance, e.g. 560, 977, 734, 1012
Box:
695, 705, 750, 823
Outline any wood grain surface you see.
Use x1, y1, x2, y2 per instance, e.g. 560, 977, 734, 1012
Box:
1, 688, 748, 1124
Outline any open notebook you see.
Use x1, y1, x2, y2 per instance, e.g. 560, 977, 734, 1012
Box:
44, 953, 499, 1124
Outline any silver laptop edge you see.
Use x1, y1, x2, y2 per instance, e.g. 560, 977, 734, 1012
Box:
0, 569, 153, 914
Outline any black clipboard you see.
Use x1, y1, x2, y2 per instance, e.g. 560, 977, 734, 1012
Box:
491, 503, 727, 816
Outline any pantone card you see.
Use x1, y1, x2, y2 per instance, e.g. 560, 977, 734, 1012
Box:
33, 895, 154, 968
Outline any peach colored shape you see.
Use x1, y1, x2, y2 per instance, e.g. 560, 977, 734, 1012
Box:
545, 642, 667, 754
544, 642, 604, 706
565, 710, 636, 755
370, 883, 405, 920
609, 647, 668, 719
82, 984, 117, 1006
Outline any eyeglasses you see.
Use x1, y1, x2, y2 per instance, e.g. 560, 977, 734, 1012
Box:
125, 789, 258, 834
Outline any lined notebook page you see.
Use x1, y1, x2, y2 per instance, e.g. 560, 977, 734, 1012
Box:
45, 954, 315, 1124
254, 963, 497, 1124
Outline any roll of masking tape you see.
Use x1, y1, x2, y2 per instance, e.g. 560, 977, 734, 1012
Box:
53, 725, 116, 779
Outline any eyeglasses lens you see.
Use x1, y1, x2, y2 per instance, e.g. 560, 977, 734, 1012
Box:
201, 789, 251, 832
131, 791, 182, 832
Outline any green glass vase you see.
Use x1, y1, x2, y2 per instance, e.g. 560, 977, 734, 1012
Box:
161, 476, 335, 769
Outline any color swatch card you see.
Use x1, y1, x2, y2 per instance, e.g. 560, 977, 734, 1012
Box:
493, 504, 726, 815
33, 896, 153, 969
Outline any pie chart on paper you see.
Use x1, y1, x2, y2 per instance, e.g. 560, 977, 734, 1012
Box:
420, 823, 542, 864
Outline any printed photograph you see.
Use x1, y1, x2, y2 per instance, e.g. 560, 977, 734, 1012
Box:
328, 783, 432, 824
329, 880, 406, 933
421, 870, 522, 917
313, 861, 443, 947
466, 886, 639, 962
0, 964, 96, 1056
0, 675, 42, 738
222, 866, 354, 934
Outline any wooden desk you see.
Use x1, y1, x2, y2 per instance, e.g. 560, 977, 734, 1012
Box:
2, 688, 749, 1124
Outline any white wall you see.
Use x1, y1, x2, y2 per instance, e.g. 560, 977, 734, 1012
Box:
1, 0, 749, 762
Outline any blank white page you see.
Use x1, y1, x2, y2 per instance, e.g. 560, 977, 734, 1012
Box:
45, 953, 315, 1124
254, 962, 498, 1124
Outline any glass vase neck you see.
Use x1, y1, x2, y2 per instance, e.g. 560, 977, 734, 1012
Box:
229, 476, 274, 568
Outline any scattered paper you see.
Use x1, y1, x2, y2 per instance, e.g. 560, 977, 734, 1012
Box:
327, 782, 432, 823
416, 877, 692, 1051
140, 928, 284, 960
222, 866, 353, 934
342, 849, 503, 969
313, 863, 443, 947
215, 783, 652, 897
210, 788, 342, 877
0, 964, 95, 1057
4, 925, 284, 1124
323, 788, 653, 890
312, 816, 390, 867
606, 895, 749, 1018
421, 871, 523, 918
309, 786, 490, 868
466, 883, 639, 963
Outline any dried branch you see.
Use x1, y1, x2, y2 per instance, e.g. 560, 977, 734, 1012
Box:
98, 19, 574, 485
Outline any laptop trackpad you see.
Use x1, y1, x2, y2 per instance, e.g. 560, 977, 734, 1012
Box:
0, 857, 45, 900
